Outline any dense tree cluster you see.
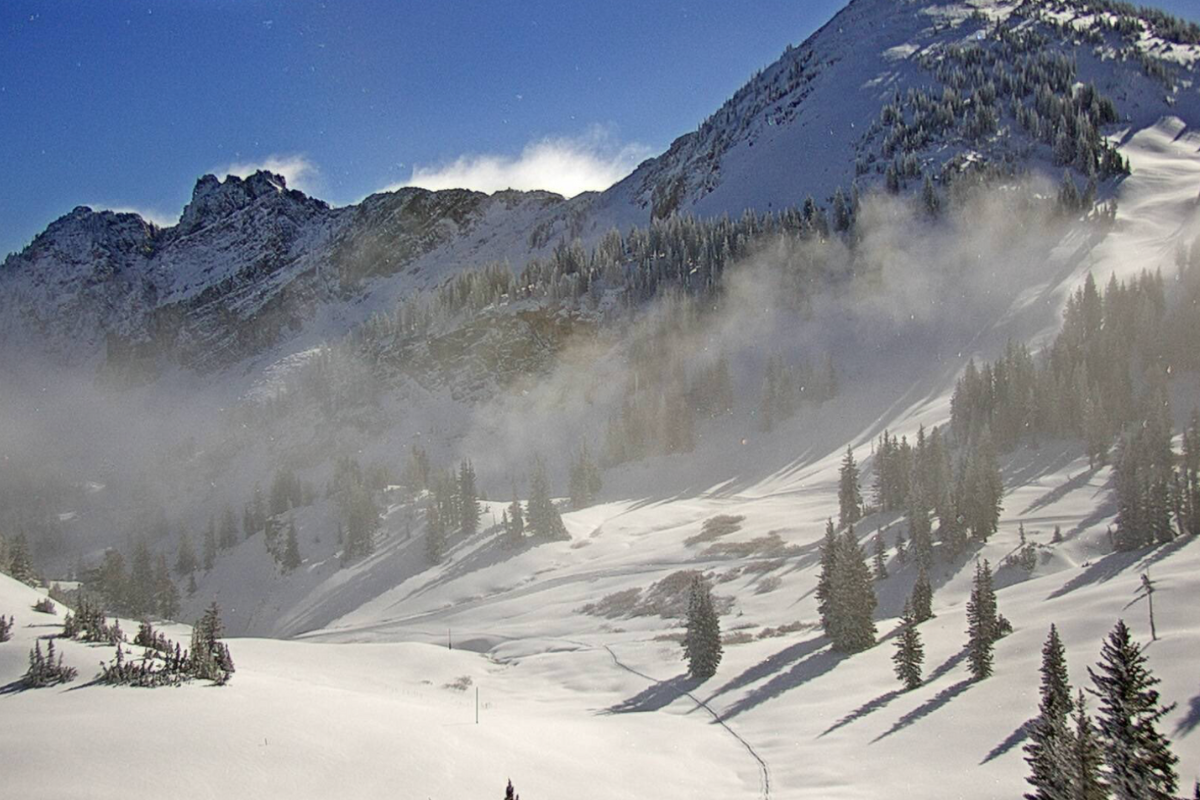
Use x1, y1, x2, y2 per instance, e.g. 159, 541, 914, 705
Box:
329, 456, 382, 565
1025, 619, 1181, 800
61, 595, 125, 645
816, 522, 878, 652
951, 272, 1171, 457
0, 532, 38, 587
81, 541, 180, 621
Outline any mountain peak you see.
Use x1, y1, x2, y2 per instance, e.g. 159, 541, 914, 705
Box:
178, 170, 318, 235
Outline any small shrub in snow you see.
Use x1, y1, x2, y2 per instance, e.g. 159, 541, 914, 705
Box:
32, 598, 56, 614
443, 675, 473, 692
24, 639, 77, 687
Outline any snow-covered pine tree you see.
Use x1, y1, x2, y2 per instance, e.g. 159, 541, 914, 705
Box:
526, 458, 568, 541
816, 519, 838, 637
838, 445, 863, 528
1089, 619, 1178, 800
425, 499, 446, 565
153, 554, 180, 620
174, 531, 198, 577
682, 575, 722, 680
966, 559, 998, 680
830, 527, 877, 653
282, 519, 302, 573
0, 614, 13, 642
507, 485, 525, 544
1024, 625, 1075, 800
893, 599, 924, 690
872, 532, 888, 580
203, 520, 217, 571
1070, 690, 1108, 800
458, 460, 481, 536
910, 567, 933, 623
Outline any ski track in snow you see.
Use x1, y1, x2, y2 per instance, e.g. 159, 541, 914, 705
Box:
603, 644, 772, 800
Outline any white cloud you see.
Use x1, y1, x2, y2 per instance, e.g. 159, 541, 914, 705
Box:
389, 128, 653, 198
218, 154, 319, 194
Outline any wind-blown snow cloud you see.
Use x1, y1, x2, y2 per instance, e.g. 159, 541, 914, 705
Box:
218, 154, 319, 194
390, 128, 652, 198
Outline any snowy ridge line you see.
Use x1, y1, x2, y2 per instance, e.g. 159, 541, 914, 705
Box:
603, 644, 771, 800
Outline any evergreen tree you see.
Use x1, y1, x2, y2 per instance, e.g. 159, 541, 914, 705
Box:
872, 532, 888, 580
6, 533, 36, 585
153, 553, 180, 620
203, 520, 217, 571
682, 575, 722, 679
174, 531, 198, 577
839, 446, 864, 528
506, 485, 525, 548
282, 519, 302, 573
219, 505, 239, 550
828, 527, 878, 652
458, 460, 481, 536
1070, 690, 1109, 800
816, 519, 838, 636
1024, 625, 1075, 800
504, 779, 519, 800
526, 458, 568, 541
895, 528, 908, 565
966, 559, 999, 681
191, 602, 235, 684
1089, 620, 1178, 800
128, 538, 155, 616
425, 499, 447, 565
911, 567, 934, 623
893, 599, 924, 690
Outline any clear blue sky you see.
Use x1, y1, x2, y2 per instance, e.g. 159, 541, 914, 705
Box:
1, 0, 1198, 258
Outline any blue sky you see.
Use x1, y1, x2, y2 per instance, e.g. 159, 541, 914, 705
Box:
1, 0, 1198, 258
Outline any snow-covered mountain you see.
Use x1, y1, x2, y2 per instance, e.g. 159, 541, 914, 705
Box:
4, 3, 1200, 796
4, 0, 1198, 376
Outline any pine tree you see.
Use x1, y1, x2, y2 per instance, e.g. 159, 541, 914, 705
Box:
505, 486, 525, 548
1070, 690, 1108, 800
6, 533, 36, 585
458, 460, 481, 537
526, 458, 568, 541
425, 498, 446, 565
1024, 625, 1075, 800
839, 446, 863, 528
203, 520, 217, 571
872, 532, 888, 580
966, 559, 999, 680
153, 554, 180, 620
911, 567, 934, 623
282, 519, 302, 573
219, 505, 239, 550
175, 531, 198, 577
504, 779, 519, 800
893, 599, 924, 690
830, 527, 878, 652
1089, 620, 1178, 800
816, 519, 838, 636
682, 575, 722, 679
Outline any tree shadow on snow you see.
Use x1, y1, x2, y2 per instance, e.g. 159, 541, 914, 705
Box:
704, 634, 828, 703
981, 719, 1033, 764
1046, 535, 1194, 601
820, 687, 906, 737
1174, 693, 1200, 737
602, 673, 701, 714
872, 677, 974, 742
1019, 464, 1099, 516
719, 646, 850, 721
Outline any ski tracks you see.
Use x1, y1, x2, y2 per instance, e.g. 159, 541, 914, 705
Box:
603, 644, 771, 800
